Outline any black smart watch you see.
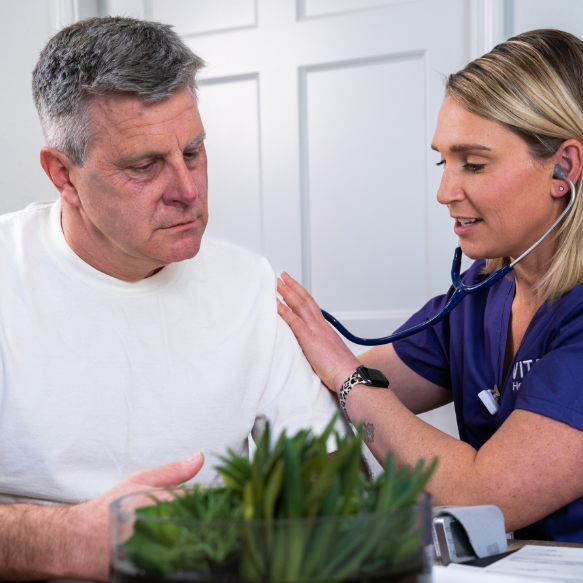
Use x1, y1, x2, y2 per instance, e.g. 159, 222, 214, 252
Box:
339, 366, 389, 414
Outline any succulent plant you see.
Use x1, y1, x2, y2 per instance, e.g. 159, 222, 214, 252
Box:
122, 415, 437, 581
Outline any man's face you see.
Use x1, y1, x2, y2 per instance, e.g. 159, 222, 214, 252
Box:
67, 88, 208, 276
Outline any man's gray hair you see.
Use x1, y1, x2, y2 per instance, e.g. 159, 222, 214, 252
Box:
32, 17, 205, 166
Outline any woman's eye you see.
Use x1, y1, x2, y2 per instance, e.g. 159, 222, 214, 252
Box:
463, 163, 486, 173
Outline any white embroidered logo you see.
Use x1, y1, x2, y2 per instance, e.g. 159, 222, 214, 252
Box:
512, 358, 540, 391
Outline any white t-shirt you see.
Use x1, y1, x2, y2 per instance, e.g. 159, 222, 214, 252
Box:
0, 200, 341, 505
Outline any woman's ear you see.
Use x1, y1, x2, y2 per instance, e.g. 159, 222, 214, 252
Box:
552, 139, 583, 198
40, 146, 81, 207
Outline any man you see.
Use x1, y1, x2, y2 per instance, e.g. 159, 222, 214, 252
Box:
0, 17, 341, 580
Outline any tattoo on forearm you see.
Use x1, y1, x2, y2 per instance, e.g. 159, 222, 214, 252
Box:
363, 422, 374, 444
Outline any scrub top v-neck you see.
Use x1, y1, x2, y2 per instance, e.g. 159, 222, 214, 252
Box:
394, 259, 583, 542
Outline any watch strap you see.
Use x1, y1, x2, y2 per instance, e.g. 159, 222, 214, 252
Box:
339, 369, 366, 415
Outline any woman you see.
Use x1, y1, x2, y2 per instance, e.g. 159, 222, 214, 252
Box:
277, 29, 583, 542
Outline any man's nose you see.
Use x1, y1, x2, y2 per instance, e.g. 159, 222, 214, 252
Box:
436, 169, 465, 206
163, 161, 198, 205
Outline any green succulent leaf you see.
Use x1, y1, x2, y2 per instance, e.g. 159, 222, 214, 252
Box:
121, 416, 437, 582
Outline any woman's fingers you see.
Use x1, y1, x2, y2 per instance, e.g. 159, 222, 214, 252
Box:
281, 271, 314, 302
277, 273, 323, 327
276, 298, 312, 339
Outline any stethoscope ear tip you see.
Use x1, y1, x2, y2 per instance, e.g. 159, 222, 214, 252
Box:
553, 164, 567, 180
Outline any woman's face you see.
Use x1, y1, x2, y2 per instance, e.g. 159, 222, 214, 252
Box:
432, 96, 564, 262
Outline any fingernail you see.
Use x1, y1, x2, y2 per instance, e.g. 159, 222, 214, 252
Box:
188, 452, 202, 462
282, 272, 288, 278
277, 278, 284, 285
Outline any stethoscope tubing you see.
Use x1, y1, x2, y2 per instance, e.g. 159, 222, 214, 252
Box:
322, 177, 577, 346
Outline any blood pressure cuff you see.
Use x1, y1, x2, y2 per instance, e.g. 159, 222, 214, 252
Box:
435, 505, 507, 558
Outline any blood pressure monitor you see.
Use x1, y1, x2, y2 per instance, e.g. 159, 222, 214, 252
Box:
433, 515, 477, 565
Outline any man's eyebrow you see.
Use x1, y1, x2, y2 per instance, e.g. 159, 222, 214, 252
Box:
117, 151, 163, 166
430, 143, 491, 152
185, 132, 206, 150
117, 132, 206, 166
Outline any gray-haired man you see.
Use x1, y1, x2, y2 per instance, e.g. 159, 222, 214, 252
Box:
0, 17, 341, 580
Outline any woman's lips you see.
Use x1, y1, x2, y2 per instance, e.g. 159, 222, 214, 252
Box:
454, 218, 482, 236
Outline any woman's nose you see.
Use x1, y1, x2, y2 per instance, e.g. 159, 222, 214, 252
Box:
436, 170, 466, 206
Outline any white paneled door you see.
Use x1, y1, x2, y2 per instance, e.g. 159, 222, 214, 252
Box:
145, 0, 471, 341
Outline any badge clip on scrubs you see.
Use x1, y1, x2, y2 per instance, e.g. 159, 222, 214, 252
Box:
322, 165, 576, 355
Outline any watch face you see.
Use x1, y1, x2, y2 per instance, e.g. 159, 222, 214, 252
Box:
359, 366, 389, 387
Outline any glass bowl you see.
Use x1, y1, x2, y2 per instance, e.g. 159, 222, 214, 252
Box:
109, 488, 432, 583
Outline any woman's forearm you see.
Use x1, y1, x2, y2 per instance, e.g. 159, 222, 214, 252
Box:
344, 384, 583, 533
345, 384, 479, 504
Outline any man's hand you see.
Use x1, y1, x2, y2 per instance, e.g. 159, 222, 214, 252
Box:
0, 452, 204, 582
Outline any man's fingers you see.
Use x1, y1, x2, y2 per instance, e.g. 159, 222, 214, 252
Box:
132, 452, 205, 488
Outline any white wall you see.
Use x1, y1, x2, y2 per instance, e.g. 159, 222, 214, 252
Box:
6, 0, 583, 216
511, 0, 583, 38
0, 1, 58, 214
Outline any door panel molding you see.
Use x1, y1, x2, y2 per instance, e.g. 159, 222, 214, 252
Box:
332, 309, 415, 320
470, 0, 511, 60
297, 0, 416, 21
149, 0, 257, 38
198, 72, 259, 87
197, 73, 264, 254
298, 50, 425, 292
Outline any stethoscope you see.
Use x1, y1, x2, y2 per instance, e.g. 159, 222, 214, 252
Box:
321, 165, 576, 348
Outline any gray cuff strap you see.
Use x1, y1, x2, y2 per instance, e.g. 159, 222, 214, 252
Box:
435, 505, 507, 558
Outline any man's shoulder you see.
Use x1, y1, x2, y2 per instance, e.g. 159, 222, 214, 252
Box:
0, 200, 55, 255
196, 237, 274, 278
0, 200, 55, 232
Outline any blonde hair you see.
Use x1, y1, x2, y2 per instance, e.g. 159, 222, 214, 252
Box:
446, 29, 583, 303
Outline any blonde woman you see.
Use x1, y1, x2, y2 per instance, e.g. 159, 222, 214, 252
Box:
277, 29, 583, 542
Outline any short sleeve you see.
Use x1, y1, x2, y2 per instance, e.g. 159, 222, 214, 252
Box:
392, 261, 489, 391
516, 315, 583, 431
392, 293, 453, 390
253, 315, 347, 448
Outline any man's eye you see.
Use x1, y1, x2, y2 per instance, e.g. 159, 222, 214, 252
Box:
436, 160, 445, 167
184, 150, 200, 161
134, 162, 154, 171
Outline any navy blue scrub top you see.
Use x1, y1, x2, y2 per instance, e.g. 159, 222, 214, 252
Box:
393, 259, 583, 542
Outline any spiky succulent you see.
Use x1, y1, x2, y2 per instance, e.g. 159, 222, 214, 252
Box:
121, 415, 437, 581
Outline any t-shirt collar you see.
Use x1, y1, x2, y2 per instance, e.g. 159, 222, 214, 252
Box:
43, 199, 186, 296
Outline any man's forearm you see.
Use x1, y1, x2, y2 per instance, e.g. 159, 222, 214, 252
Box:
0, 502, 100, 581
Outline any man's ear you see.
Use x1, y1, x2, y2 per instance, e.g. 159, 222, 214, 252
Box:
552, 139, 583, 198
40, 146, 80, 207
